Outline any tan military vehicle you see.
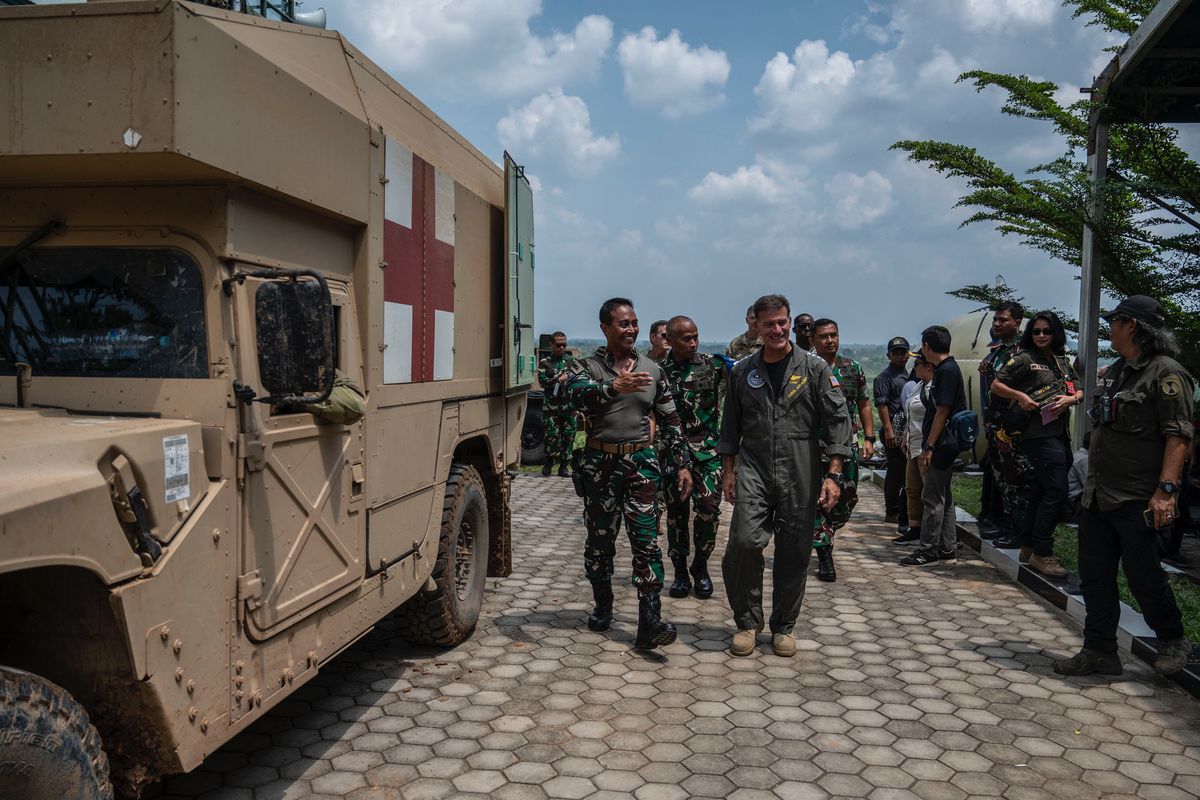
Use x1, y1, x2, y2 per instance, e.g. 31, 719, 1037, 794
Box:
0, 1, 538, 797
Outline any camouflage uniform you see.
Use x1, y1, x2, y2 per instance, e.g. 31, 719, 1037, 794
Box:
567, 350, 690, 593
660, 353, 726, 562
980, 338, 1033, 534
726, 333, 762, 362
814, 355, 865, 548
537, 352, 579, 466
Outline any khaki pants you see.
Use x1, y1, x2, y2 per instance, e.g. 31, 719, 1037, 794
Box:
905, 456, 925, 526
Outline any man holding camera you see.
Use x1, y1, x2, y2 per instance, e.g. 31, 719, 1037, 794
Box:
1055, 295, 1195, 677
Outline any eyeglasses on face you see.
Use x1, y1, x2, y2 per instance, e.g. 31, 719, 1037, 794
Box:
1031, 328, 1052, 335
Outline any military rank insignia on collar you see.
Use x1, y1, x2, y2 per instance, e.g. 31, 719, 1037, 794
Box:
747, 369, 765, 389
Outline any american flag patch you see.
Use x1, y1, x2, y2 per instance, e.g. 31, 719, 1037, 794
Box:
829, 374, 840, 388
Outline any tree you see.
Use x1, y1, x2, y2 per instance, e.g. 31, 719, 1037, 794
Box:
891, 0, 1200, 374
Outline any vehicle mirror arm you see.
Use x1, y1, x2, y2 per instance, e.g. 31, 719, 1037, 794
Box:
0, 218, 64, 278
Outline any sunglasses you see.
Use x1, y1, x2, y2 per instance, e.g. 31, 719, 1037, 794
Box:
1031, 328, 1053, 335
795, 323, 813, 330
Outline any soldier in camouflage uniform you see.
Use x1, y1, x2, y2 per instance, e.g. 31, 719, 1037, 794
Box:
567, 298, 694, 650
811, 319, 875, 582
978, 302, 1032, 548
536, 332, 579, 478
726, 305, 763, 361
660, 315, 726, 600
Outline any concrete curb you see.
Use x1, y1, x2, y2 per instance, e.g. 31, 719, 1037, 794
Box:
864, 467, 1200, 698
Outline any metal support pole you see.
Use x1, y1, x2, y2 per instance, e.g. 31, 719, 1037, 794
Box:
1076, 101, 1109, 444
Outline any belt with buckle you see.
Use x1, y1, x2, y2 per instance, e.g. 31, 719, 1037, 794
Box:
586, 437, 650, 455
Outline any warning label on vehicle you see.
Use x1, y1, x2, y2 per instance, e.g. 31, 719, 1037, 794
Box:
163, 434, 190, 504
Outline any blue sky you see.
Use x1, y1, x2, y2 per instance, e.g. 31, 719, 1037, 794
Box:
317, 2, 1127, 343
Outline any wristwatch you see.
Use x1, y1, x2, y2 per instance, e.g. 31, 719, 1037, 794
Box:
824, 472, 846, 490
1159, 480, 1178, 495
864, 435, 877, 443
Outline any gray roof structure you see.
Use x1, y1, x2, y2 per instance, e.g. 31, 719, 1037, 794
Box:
1099, 0, 1200, 123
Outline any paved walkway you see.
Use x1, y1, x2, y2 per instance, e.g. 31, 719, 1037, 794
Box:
144, 476, 1200, 800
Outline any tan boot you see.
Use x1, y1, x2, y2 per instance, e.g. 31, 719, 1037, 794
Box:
1029, 553, 1067, 578
772, 633, 797, 657
730, 626, 761, 657
1019, 546, 1032, 564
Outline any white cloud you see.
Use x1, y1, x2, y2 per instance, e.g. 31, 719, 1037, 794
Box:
749, 40, 858, 134
824, 171, 894, 229
617, 228, 643, 248
617, 27, 730, 119
918, 47, 972, 86
654, 215, 698, 244
961, 0, 1056, 32
355, 0, 611, 97
688, 158, 807, 205
497, 90, 620, 177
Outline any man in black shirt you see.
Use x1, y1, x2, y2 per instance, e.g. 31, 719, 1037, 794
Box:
901, 325, 967, 567
874, 337, 911, 525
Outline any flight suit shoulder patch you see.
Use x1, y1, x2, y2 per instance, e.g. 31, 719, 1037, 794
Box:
829, 373, 840, 389
1161, 374, 1184, 398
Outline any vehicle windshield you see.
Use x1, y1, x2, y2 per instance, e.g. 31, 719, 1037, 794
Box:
0, 247, 208, 378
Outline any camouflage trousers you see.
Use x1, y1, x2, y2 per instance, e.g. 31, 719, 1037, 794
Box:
814, 455, 859, 549
578, 446, 664, 593
544, 406, 578, 463
665, 457, 722, 561
988, 430, 1034, 532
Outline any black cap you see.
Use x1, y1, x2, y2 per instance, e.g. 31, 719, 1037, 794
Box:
887, 336, 910, 352
1101, 295, 1164, 326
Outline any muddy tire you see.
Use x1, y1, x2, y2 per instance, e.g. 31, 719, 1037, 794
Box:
0, 667, 112, 800
395, 464, 490, 646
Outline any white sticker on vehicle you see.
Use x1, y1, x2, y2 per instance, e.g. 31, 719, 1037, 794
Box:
163, 435, 190, 504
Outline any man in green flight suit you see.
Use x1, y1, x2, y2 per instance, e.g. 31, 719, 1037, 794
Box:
536, 332, 578, 478
660, 315, 726, 599
720, 295, 853, 658
811, 318, 875, 583
567, 297, 694, 650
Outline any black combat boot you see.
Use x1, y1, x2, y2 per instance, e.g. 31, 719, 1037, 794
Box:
541, 458, 553, 477
815, 546, 836, 582
690, 555, 714, 599
668, 557, 691, 598
634, 593, 677, 649
587, 582, 613, 632
557, 461, 571, 478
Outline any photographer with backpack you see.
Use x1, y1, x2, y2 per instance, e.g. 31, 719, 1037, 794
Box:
990, 311, 1082, 579
900, 326, 969, 567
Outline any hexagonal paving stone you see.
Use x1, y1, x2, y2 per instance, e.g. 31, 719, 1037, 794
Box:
131, 479, 1200, 800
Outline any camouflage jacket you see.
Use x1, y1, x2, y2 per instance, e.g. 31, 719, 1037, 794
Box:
537, 352, 577, 410
817, 354, 866, 458
833, 354, 867, 436
567, 348, 691, 469
726, 333, 762, 362
979, 335, 1020, 417
659, 352, 726, 465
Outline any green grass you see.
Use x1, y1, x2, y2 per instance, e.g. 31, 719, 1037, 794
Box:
953, 474, 1200, 641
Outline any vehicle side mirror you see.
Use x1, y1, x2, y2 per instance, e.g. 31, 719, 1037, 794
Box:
251, 271, 335, 405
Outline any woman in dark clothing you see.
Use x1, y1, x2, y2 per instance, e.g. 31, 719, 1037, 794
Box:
990, 312, 1084, 578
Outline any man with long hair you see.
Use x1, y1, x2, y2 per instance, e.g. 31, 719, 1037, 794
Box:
1056, 296, 1194, 676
